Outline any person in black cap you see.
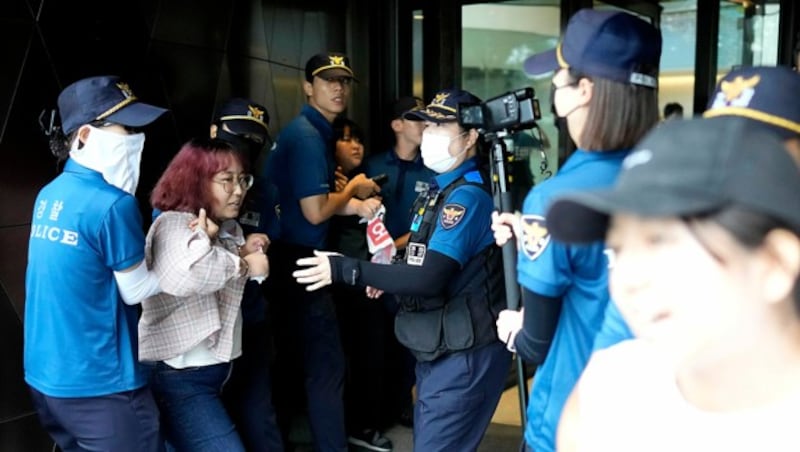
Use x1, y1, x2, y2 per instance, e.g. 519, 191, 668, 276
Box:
293, 87, 512, 452
363, 96, 434, 430
489, 8, 662, 452
24, 75, 167, 451
207, 98, 284, 452
548, 117, 800, 452
365, 96, 433, 253
211, 97, 271, 169
595, 64, 800, 357
263, 51, 381, 451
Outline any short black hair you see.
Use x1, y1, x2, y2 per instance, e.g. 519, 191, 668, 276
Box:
332, 116, 363, 142
663, 102, 684, 118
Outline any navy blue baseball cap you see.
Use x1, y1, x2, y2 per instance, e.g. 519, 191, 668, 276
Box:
391, 96, 425, 120
214, 97, 270, 138
57, 75, 167, 135
403, 88, 481, 124
523, 8, 662, 88
703, 65, 800, 140
305, 52, 356, 82
545, 117, 800, 244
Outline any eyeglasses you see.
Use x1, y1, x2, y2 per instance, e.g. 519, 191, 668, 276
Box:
213, 173, 254, 194
318, 75, 353, 86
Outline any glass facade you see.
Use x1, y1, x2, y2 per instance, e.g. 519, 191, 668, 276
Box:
459, 0, 780, 185
462, 2, 561, 186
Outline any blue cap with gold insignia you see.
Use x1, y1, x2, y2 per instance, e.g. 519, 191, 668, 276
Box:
703, 65, 800, 140
214, 97, 270, 139
305, 52, 355, 82
523, 8, 661, 88
57, 75, 167, 135
403, 88, 481, 124
391, 96, 425, 120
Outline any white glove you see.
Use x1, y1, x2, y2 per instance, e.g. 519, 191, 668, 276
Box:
496, 309, 524, 352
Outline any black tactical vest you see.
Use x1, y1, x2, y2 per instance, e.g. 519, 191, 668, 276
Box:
394, 170, 506, 362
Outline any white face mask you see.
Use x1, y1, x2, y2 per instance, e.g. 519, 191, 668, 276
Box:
69, 126, 146, 195
421, 131, 467, 173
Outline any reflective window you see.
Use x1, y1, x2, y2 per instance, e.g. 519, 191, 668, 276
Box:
413, 9, 424, 99
462, 1, 560, 187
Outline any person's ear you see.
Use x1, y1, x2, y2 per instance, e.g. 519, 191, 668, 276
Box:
209, 124, 219, 139
466, 128, 480, 149
390, 118, 403, 133
576, 77, 594, 106
75, 124, 93, 147
303, 80, 314, 98
760, 229, 800, 305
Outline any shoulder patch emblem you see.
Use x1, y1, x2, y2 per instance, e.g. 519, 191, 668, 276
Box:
521, 214, 550, 260
440, 203, 466, 229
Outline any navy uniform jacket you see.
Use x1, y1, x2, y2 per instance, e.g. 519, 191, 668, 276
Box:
263, 104, 335, 249
365, 148, 435, 241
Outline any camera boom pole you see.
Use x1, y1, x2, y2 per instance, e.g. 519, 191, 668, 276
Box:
488, 132, 529, 430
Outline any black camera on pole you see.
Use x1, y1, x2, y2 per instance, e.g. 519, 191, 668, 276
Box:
456, 87, 541, 135
457, 87, 542, 426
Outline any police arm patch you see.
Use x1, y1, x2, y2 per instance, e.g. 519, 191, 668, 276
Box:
521, 214, 550, 260
440, 203, 466, 229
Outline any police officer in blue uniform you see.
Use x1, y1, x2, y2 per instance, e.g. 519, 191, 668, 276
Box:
365, 96, 434, 254
208, 98, 285, 452
363, 96, 434, 428
491, 9, 662, 452
263, 52, 381, 451
25, 75, 167, 452
294, 88, 512, 452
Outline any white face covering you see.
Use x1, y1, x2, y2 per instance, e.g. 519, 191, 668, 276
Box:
420, 131, 467, 173
69, 126, 146, 195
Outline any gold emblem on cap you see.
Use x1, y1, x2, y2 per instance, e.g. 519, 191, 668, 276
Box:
720, 75, 760, 102
248, 105, 265, 122
117, 82, 135, 99
704, 72, 800, 135
96, 80, 139, 120
329, 55, 345, 67
431, 92, 450, 107
427, 92, 456, 114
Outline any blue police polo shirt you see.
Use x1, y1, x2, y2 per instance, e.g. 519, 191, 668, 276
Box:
424, 158, 494, 265
264, 104, 335, 249
24, 159, 147, 397
592, 299, 634, 351
364, 148, 435, 239
516, 149, 629, 452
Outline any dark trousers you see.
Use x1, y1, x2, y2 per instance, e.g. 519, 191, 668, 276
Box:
333, 286, 407, 433
151, 361, 244, 452
413, 341, 512, 452
29, 385, 163, 452
270, 241, 347, 452
222, 316, 284, 452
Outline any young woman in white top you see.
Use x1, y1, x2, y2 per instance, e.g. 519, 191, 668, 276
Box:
545, 117, 800, 452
